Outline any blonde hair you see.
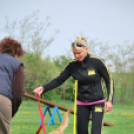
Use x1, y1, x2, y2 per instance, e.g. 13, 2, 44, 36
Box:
72, 36, 92, 55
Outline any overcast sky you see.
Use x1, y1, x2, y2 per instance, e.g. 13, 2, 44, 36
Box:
0, 0, 134, 58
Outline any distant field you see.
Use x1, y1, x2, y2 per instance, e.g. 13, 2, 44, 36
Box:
10, 100, 134, 134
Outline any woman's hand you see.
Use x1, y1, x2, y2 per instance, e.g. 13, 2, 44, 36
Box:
104, 102, 113, 112
33, 86, 44, 96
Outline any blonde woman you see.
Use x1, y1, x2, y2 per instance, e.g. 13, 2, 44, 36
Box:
34, 36, 114, 134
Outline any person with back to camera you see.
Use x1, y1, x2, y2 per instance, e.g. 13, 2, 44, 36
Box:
34, 36, 114, 134
0, 37, 26, 134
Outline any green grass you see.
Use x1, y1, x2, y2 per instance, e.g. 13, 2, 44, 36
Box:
10, 100, 134, 134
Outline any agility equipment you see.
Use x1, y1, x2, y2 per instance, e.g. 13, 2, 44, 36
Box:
73, 80, 78, 134
39, 106, 62, 126
35, 93, 46, 134
23, 93, 114, 126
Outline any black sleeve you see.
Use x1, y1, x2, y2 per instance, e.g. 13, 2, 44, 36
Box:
98, 60, 114, 103
12, 97, 22, 117
12, 65, 25, 117
42, 63, 72, 93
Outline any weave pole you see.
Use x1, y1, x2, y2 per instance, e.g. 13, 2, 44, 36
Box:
35, 93, 46, 134
73, 80, 78, 134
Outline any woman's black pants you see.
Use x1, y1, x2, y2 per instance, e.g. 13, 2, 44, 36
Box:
77, 102, 105, 134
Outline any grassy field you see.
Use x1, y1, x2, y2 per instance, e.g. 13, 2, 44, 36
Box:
10, 100, 134, 134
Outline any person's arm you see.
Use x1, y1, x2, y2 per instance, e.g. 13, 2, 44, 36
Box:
12, 65, 25, 117
34, 63, 72, 96
42, 66, 72, 93
98, 60, 114, 112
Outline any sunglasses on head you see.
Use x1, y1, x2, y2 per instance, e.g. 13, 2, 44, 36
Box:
72, 42, 86, 47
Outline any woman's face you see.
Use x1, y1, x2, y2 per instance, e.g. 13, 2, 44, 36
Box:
73, 47, 88, 61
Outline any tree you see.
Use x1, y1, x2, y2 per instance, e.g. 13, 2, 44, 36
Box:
4, 10, 59, 56
2, 10, 60, 99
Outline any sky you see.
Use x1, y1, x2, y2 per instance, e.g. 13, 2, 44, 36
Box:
0, 0, 134, 58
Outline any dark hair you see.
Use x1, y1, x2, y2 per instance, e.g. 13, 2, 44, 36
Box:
0, 37, 26, 56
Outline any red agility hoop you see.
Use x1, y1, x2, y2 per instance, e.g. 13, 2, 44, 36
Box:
35, 93, 46, 134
